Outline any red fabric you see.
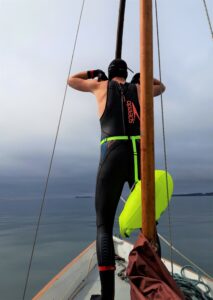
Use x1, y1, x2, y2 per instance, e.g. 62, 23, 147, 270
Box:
127, 232, 185, 300
98, 265, 116, 271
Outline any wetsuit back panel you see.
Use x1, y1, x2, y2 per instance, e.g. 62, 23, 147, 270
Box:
100, 80, 140, 139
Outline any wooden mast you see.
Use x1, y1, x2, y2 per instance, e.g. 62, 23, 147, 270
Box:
140, 0, 156, 242
115, 0, 156, 243
115, 0, 126, 59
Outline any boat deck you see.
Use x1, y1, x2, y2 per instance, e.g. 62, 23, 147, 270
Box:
73, 259, 130, 300
33, 237, 213, 300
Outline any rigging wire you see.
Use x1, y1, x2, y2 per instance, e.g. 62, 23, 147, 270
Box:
158, 234, 213, 280
202, 0, 213, 39
154, 0, 174, 275
22, 1, 86, 299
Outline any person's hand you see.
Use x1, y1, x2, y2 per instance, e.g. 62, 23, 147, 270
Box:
87, 69, 108, 81
131, 73, 140, 84
97, 70, 108, 82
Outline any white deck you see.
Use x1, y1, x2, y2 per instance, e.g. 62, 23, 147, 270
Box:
33, 237, 213, 300
73, 259, 130, 300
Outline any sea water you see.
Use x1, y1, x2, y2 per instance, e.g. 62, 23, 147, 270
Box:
0, 194, 212, 300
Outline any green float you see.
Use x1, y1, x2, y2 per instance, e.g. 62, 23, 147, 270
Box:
119, 170, 174, 237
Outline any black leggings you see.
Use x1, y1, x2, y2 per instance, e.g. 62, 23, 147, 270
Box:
95, 140, 140, 299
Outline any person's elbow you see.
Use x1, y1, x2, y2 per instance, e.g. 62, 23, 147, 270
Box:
67, 76, 74, 87
161, 83, 166, 93
154, 83, 166, 97
67, 77, 81, 90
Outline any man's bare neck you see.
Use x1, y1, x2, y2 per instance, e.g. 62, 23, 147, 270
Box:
111, 77, 126, 84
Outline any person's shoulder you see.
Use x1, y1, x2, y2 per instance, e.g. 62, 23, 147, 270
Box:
91, 80, 108, 95
98, 80, 108, 88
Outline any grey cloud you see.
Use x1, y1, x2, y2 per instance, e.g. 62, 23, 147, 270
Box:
0, 0, 213, 194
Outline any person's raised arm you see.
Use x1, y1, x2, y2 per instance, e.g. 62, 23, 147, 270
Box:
67, 70, 108, 93
67, 71, 97, 93
153, 78, 166, 97
131, 73, 166, 98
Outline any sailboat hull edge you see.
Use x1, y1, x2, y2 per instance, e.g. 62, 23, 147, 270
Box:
32, 241, 96, 300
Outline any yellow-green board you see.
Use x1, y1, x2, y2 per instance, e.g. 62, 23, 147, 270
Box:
119, 170, 173, 237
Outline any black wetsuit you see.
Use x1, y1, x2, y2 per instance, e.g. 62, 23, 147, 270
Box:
95, 80, 140, 300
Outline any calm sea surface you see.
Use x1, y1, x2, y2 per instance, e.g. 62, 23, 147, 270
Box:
0, 194, 212, 300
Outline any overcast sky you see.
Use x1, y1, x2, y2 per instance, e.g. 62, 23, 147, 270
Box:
0, 0, 213, 193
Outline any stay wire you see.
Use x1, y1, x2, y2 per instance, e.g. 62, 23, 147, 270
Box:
22, 1, 86, 299
154, 0, 174, 275
158, 233, 213, 280
202, 0, 213, 39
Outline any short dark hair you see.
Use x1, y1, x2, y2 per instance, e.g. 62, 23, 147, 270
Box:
108, 59, 128, 80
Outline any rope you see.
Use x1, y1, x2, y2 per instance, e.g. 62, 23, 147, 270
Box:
22, 1, 86, 299
202, 0, 213, 39
115, 255, 129, 283
154, 0, 174, 275
174, 265, 213, 299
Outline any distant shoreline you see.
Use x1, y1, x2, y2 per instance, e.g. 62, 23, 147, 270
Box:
173, 192, 213, 197
75, 193, 213, 198
75, 195, 93, 198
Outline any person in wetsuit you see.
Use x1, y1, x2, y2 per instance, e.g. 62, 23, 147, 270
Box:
67, 59, 166, 300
